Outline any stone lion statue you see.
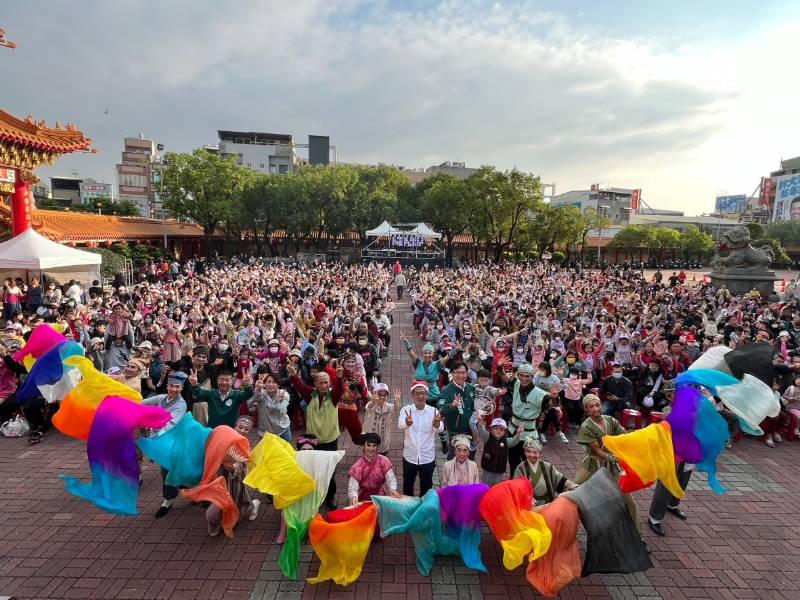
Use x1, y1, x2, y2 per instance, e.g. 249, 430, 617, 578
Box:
710, 226, 774, 271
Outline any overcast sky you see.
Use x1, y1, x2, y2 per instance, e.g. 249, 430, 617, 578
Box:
3, 0, 799, 215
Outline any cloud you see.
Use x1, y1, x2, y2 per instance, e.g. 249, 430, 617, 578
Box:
4, 0, 794, 215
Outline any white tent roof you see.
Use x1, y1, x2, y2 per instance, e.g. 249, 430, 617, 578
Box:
365, 220, 401, 237
408, 223, 442, 239
0, 229, 101, 270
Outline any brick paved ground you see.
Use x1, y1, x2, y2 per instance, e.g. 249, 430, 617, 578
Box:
2, 301, 800, 599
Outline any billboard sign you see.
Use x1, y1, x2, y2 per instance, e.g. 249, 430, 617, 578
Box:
772, 174, 800, 221
715, 194, 746, 214
631, 189, 640, 212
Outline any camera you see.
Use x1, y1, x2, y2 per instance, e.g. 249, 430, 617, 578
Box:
348, 382, 360, 392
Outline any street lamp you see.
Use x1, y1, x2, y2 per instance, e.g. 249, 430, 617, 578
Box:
597, 205, 609, 264
156, 144, 167, 250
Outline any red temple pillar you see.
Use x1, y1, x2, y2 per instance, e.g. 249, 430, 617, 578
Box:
11, 170, 32, 236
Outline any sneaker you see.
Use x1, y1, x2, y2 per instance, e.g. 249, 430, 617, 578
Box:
539, 433, 547, 444
558, 432, 568, 443
249, 499, 260, 521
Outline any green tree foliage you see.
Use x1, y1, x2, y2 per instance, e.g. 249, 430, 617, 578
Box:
160, 150, 251, 257
608, 225, 653, 261
680, 225, 714, 260
753, 237, 790, 266
579, 207, 611, 266
765, 221, 800, 246
420, 174, 474, 266
71, 197, 141, 217
745, 222, 765, 241
469, 167, 543, 262
348, 165, 409, 243
528, 205, 584, 258
82, 247, 126, 281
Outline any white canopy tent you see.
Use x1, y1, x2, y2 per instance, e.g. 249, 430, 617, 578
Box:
365, 220, 401, 237
408, 222, 442, 239
0, 229, 102, 285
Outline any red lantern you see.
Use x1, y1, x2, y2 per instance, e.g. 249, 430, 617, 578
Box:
67, 241, 76, 248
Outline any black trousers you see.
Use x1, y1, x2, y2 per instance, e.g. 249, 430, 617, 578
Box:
508, 443, 524, 478
23, 398, 59, 434
565, 398, 584, 426
161, 467, 178, 501
538, 408, 561, 433
402, 458, 435, 497
317, 439, 338, 505
649, 462, 692, 521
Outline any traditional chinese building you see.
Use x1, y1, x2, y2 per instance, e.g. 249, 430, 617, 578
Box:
0, 108, 93, 235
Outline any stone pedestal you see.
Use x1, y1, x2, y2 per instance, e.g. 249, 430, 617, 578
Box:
709, 271, 777, 297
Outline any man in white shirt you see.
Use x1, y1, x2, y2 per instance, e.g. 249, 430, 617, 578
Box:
398, 381, 443, 497
65, 279, 82, 304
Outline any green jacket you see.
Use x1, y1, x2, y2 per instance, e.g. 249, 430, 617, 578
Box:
439, 382, 475, 434
192, 385, 254, 428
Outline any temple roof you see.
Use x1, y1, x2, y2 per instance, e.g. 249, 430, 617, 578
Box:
0, 109, 92, 153
0, 204, 205, 243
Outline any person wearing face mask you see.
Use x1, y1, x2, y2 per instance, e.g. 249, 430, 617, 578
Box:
562, 368, 593, 428
355, 333, 379, 382
553, 350, 587, 379
599, 363, 633, 417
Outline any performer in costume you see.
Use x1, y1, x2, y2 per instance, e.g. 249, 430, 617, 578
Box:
347, 432, 399, 504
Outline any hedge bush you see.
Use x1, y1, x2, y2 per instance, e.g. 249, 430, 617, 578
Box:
82, 247, 126, 282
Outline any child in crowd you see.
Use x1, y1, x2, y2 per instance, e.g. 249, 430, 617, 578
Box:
362, 383, 398, 455
469, 368, 505, 452
475, 416, 523, 486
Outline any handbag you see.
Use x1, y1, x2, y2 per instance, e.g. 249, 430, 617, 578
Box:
192, 402, 209, 426
1, 414, 30, 437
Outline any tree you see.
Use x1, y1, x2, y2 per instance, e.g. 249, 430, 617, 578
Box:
649, 227, 683, 262
608, 225, 652, 262
753, 236, 790, 266
745, 222, 765, 241
579, 208, 611, 267
527, 205, 584, 259
680, 225, 714, 261
349, 165, 408, 244
420, 174, 475, 266
71, 196, 141, 217
766, 221, 800, 246
469, 167, 543, 262
160, 150, 250, 257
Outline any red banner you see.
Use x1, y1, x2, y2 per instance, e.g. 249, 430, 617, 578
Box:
631, 189, 640, 212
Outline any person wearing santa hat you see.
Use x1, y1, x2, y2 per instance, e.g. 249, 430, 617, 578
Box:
398, 381, 443, 497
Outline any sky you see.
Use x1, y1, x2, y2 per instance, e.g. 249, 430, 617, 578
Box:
2, 0, 799, 215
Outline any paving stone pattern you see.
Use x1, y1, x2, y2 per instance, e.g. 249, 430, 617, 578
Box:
1, 301, 799, 599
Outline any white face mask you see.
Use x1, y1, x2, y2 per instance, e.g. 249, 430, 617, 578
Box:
612, 372, 622, 379
218, 343, 229, 352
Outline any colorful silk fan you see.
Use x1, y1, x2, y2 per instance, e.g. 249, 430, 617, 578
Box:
307, 502, 378, 586
61, 395, 171, 515
478, 478, 552, 570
